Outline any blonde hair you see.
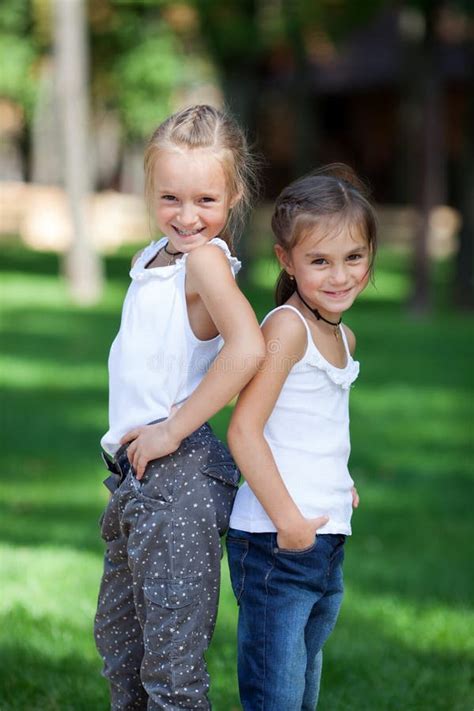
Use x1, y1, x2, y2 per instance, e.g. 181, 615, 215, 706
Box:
144, 104, 258, 253
272, 163, 378, 305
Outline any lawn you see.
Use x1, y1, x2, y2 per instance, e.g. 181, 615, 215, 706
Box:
0, 241, 473, 710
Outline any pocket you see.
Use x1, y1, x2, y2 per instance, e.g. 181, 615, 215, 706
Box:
144, 576, 201, 609
143, 576, 202, 657
275, 538, 317, 556
200, 442, 240, 488
226, 535, 249, 604
129, 467, 172, 508
201, 461, 240, 487
199, 436, 240, 488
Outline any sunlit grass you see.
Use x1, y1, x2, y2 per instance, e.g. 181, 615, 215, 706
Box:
1, 241, 473, 710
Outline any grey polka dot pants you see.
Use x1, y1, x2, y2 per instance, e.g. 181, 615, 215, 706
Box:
94, 423, 239, 710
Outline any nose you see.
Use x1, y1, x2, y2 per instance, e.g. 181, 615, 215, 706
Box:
329, 263, 348, 285
177, 202, 198, 227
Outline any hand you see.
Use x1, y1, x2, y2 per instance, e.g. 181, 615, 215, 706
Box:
120, 420, 181, 480
351, 486, 360, 508
276, 515, 329, 552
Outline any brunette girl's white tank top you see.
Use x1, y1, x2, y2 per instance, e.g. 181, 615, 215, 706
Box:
101, 237, 241, 455
229, 304, 359, 536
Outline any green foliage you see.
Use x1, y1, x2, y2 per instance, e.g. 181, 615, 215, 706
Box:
116, 28, 183, 138
0, 0, 37, 114
0, 239, 473, 709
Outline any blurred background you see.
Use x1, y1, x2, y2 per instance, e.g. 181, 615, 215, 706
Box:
0, 1, 473, 710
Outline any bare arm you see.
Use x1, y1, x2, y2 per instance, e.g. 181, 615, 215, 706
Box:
168, 245, 265, 440
228, 310, 329, 549
123, 245, 265, 477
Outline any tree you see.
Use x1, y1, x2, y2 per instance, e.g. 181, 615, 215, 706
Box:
54, 0, 103, 304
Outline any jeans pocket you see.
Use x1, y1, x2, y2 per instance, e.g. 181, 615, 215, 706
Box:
275, 538, 317, 556
226, 535, 249, 604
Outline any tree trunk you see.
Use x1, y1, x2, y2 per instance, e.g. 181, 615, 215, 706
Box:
31, 58, 62, 185
453, 66, 474, 309
54, 0, 103, 304
409, 2, 446, 315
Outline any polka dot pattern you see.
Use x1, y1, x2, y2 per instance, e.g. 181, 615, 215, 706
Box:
94, 423, 239, 709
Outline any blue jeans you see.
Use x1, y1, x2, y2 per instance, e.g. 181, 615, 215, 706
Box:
226, 529, 345, 711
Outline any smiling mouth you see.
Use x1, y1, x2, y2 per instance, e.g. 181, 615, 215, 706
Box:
173, 226, 205, 237
324, 288, 352, 297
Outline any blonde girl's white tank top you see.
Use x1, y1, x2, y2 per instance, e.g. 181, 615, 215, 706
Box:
229, 304, 360, 536
101, 237, 241, 455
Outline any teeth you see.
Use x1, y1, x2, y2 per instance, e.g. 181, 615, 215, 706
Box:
175, 227, 202, 236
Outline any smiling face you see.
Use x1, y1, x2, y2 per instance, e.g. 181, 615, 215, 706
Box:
152, 146, 234, 253
276, 220, 371, 321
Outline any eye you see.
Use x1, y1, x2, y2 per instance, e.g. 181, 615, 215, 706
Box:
347, 253, 363, 261
200, 196, 216, 203
311, 258, 327, 265
161, 194, 177, 202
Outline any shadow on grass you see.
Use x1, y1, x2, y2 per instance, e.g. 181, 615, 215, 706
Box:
1, 242, 473, 709
0, 649, 108, 711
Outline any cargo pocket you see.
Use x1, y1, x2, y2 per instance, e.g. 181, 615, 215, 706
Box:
201, 460, 240, 488
200, 459, 239, 536
143, 576, 202, 657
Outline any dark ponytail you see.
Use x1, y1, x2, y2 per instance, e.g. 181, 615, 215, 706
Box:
275, 271, 296, 306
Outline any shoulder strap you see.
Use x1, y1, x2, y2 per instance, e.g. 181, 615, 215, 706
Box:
339, 324, 352, 359
261, 304, 313, 344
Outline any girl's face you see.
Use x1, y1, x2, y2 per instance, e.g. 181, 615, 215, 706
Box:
276, 222, 371, 320
153, 147, 234, 253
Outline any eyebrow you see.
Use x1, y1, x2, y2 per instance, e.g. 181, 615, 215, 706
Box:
158, 188, 221, 198
305, 244, 368, 258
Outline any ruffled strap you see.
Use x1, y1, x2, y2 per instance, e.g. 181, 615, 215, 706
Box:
262, 304, 360, 389
130, 237, 241, 281
306, 348, 360, 389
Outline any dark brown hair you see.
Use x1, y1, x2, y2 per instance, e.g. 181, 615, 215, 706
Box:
271, 163, 377, 305
144, 104, 258, 254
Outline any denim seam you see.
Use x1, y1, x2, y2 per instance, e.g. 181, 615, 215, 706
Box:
238, 544, 249, 604
261, 539, 276, 711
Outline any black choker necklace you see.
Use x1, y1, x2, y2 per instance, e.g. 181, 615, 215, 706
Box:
295, 286, 342, 339
164, 243, 183, 257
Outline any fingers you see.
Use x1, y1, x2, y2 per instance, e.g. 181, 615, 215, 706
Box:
127, 441, 136, 469
352, 486, 360, 508
125, 441, 146, 480
311, 515, 330, 531
120, 428, 139, 446
135, 456, 148, 481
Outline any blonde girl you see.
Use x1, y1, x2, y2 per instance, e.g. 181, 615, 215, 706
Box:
94, 105, 264, 710
226, 165, 377, 710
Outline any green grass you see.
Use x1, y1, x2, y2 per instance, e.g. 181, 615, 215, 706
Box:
0, 241, 473, 710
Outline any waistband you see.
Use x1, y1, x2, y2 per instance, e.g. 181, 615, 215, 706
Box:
100, 420, 213, 479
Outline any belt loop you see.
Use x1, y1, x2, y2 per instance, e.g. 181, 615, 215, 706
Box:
101, 450, 120, 475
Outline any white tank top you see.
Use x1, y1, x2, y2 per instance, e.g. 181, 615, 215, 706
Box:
101, 237, 241, 455
229, 304, 360, 535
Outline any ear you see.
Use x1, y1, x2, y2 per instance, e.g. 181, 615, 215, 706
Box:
274, 244, 294, 276
229, 189, 243, 209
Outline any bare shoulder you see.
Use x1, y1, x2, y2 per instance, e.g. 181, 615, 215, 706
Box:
342, 323, 356, 354
131, 248, 144, 267
186, 242, 230, 272
262, 307, 307, 361
186, 243, 234, 293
